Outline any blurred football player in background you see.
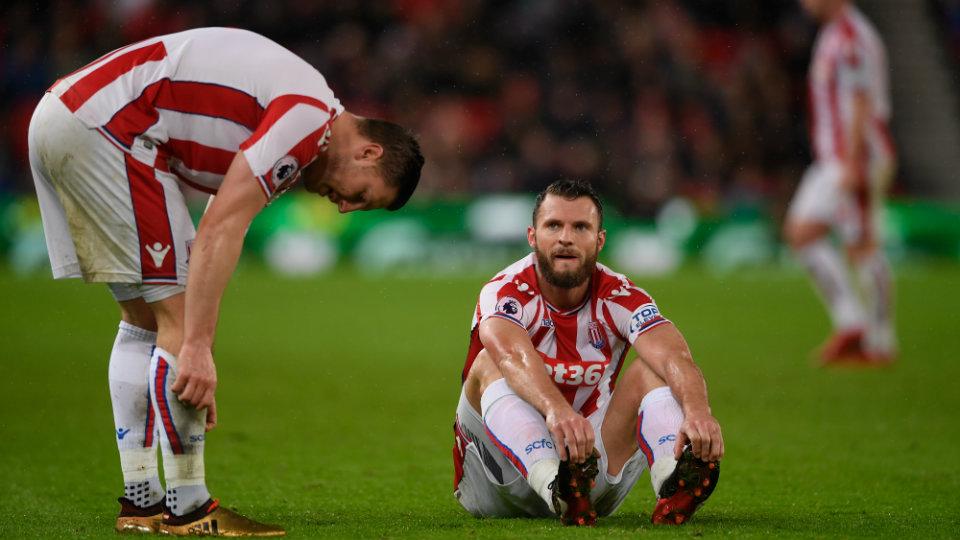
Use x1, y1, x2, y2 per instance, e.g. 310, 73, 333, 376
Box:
452, 180, 723, 526
785, 0, 897, 364
29, 27, 422, 536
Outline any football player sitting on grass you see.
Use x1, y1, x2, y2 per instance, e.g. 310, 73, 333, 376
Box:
451, 180, 723, 526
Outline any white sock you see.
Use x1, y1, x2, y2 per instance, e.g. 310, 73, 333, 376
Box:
149, 346, 209, 516
481, 378, 560, 510
855, 251, 896, 354
637, 386, 684, 496
109, 321, 163, 508
798, 240, 864, 330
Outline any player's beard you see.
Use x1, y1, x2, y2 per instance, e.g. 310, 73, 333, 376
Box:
535, 243, 599, 289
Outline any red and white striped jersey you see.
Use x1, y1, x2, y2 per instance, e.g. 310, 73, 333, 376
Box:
462, 254, 670, 418
808, 4, 895, 166
48, 27, 344, 201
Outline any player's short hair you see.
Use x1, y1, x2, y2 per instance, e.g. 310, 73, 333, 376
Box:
357, 118, 424, 210
532, 179, 604, 228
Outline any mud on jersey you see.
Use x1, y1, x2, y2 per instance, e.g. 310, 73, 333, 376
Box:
462, 254, 670, 417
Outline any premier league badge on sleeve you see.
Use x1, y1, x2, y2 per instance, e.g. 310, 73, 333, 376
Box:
495, 296, 523, 321
271, 155, 299, 188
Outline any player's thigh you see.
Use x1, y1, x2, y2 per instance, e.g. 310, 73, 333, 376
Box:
112, 288, 157, 331
786, 162, 844, 244
839, 162, 892, 251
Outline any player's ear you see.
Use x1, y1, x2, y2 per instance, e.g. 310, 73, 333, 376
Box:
597, 228, 606, 251
356, 143, 383, 163
527, 226, 536, 249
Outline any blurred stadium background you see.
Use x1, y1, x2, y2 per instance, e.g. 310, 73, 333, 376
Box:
1, 0, 959, 277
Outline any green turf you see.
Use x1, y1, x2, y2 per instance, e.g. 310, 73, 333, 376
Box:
1, 263, 958, 538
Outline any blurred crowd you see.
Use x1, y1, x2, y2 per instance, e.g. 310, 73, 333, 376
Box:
2, 0, 822, 218
934, 0, 960, 65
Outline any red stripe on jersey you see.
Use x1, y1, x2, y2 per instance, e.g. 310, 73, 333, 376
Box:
155, 81, 263, 131
259, 122, 331, 196
530, 324, 551, 348
552, 313, 580, 364
102, 79, 166, 148
50, 40, 148, 92
163, 138, 236, 176
580, 388, 602, 418
60, 42, 168, 113
124, 154, 177, 282
240, 95, 331, 151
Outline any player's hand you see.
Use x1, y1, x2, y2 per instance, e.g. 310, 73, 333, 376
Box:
172, 344, 217, 411
546, 407, 595, 464
675, 410, 724, 462
840, 162, 866, 191
205, 398, 217, 431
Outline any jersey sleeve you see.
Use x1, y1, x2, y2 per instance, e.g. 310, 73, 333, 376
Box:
605, 283, 670, 345
240, 95, 341, 201
838, 37, 869, 91
475, 276, 538, 331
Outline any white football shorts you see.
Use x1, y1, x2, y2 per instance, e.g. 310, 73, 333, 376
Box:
28, 92, 193, 300
787, 160, 893, 245
452, 388, 648, 518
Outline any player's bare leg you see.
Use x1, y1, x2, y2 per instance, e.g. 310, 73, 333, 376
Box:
601, 358, 719, 525
785, 219, 866, 362
465, 350, 599, 525
112, 296, 165, 533
146, 292, 284, 537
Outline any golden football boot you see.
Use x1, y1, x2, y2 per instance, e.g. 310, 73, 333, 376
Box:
159, 498, 286, 537
115, 497, 164, 534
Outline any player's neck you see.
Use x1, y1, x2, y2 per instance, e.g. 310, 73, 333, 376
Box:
536, 272, 591, 312
327, 113, 359, 153
821, 1, 848, 24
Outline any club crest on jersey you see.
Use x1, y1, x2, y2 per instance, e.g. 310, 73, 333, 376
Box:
272, 155, 299, 187
588, 321, 606, 350
495, 296, 522, 320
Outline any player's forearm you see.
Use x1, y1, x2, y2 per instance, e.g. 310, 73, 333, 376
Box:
181, 218, 246, 350
661, 353, 712, 416
845, 91, 870, 183
637, 325, 712, 415
498, 351, 573, 418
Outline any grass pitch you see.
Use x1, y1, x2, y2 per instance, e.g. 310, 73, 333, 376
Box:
0, 263, 958, 538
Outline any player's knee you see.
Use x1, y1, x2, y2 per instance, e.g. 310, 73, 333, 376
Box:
784, 221, 826, 250
846, 240, 875, 263
465, 350, 505, 409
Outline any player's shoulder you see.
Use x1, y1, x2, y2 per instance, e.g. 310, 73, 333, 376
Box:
480, 254, 539, 297
592, 263, 656, 306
